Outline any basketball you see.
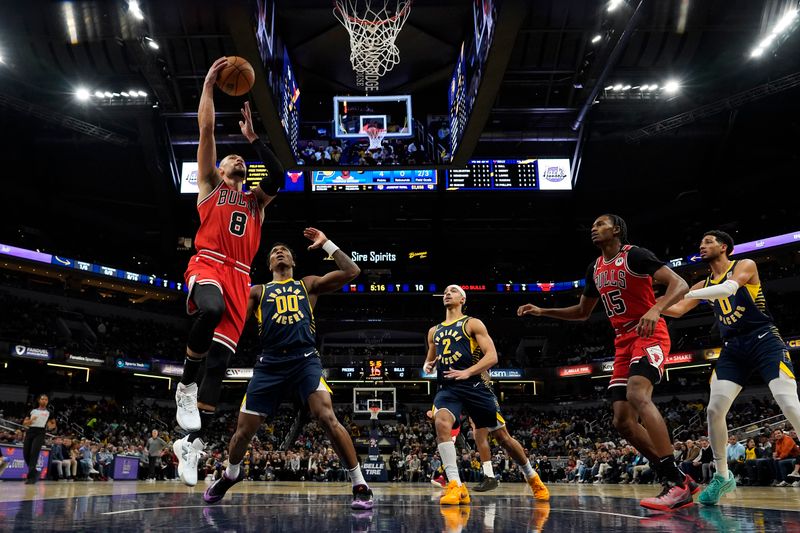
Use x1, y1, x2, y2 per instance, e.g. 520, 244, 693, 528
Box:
216, 56, 255, 96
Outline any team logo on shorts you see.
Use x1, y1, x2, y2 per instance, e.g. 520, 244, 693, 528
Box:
645, 345, 664, 367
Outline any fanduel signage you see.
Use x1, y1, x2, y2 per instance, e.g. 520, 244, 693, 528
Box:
11, 345, 52, 361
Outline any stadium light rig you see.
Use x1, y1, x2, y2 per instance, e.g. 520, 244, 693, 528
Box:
602, 81, 678, 100
76, 88, 150, 105
608, 0, 625, 12
751, 7, 798, 58
128, 0, 144, 21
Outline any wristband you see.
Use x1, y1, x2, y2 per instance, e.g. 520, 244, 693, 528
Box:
322, 240, 340, 256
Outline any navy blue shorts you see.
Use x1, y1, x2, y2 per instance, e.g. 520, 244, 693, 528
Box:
240, 355, 331, 418
433, 381, 505, 430
714, 327, 795, 386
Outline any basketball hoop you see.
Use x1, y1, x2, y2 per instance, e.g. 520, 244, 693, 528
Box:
368, 406, 381, 420
363, 125, 387, 151
333, 0, 412, 78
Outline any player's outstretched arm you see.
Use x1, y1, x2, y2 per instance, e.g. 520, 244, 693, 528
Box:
683, 259, 759, 301
637, 266, 689, 337
517, 295, 599, 321
444, 319, 498, 380
660, 280, 704, 318
302, 228, 361, 296
423, 327, 437, 374
239, 101, 281, 210
197, 57, 228, 202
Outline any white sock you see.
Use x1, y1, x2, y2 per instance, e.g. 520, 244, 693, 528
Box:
519, 461, 536, 480
225, 462, 240, 479
438, 441, 461, 486
708, 376, 741, 480
348, 465, 367, 488
482, 461, 495, 478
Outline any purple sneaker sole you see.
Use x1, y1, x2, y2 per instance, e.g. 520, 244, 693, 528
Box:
351, 498, 374, 510
203, 474, 239, 505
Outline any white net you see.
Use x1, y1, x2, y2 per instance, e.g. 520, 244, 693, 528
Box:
363, 125, 387, 150
334, 0, 412, 78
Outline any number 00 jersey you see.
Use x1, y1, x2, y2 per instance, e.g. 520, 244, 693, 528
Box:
194, 181, 262, 268
584, 245, 665, 334
704, 260, 777, 339
433, 316, 489, 386
255, 279, 317, 362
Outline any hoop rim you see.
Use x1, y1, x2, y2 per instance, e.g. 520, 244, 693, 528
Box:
333, 0, 412, 27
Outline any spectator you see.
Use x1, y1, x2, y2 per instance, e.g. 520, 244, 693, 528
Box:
146, 429, 167, 482
680, 440, 700, 481
726, 434, 746, 482
772, 429, 800, 486
697, 437, 714, 483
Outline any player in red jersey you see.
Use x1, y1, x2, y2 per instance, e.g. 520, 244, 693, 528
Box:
173, 58, 284, 486
517, 214, 696, 511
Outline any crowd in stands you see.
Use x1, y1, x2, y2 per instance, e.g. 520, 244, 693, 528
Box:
2, 393, 799, 489
297, 139, 434, 167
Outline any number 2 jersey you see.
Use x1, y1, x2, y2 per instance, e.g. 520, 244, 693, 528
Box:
433, 316, 490, 387
194, 181, 262, 269
583, 245, 665, 335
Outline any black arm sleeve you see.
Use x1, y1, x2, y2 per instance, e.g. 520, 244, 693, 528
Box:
250, 138, 284, 196
583, 261, 599, 297
626, 247, 665, 277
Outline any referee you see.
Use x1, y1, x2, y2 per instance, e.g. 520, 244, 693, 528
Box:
23, 394, 56, 484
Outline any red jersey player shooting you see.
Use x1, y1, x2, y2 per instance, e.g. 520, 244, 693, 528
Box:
517, 214, 697, 511
173, 57, 285, 487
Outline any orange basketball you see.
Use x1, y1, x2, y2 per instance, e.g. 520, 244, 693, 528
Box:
216, 56, 255, 96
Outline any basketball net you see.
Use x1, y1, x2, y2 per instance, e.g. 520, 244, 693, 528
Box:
364, 126, 387, 150
333, 0, 412, 78
368, 406, 381, 420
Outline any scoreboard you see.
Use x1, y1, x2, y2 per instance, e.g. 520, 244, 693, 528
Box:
336, 363, 408, 380
447, 159, 572, 191
312, 169, 437, 192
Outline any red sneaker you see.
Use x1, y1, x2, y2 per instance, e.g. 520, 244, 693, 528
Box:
431, 475, 447, 488
640, 482, 694, 511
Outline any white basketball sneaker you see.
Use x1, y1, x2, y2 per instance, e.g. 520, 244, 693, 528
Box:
175, 436, 205, 487
175, 382, 201, 431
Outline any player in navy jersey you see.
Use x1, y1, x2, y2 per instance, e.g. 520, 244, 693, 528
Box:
203, 228, 374, 510
662, 230, 800, 505
517, 215, 696, 511
424, 285, 549, 505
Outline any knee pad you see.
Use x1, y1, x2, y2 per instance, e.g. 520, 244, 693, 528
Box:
197, 343, 232, 406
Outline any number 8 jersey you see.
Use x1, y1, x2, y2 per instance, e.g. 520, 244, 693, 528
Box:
583, 245, 665, 335
193, 182, 262, 267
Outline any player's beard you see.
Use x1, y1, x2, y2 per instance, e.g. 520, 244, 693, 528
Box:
230, 167, 246, 180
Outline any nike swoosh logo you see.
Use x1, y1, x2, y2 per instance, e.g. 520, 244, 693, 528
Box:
304, 350, 315, 358
758, 332, 769, 339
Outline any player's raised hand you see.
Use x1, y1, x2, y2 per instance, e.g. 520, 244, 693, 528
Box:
517, 303, 542, 317
443, 368, 471, 380
303, 227, 328, 250
239, 101, 257, 143
204, 57, 229, 87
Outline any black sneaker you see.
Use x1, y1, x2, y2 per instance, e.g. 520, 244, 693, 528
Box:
351, 484, 374, 510
203, 471, 243, 504
473, 476, 499, 492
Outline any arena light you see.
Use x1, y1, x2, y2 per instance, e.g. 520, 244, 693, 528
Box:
751, 8, 798, 58
591, 34, 602, 43
649, 84, 659, 90
145, 37, 159, 50
75, 87, 90, 101
103, 91, 112, 98
612, 84, 623, 91
94, 91, 104, 98
121, 91, 129, 97
128, 0, 144, 21
622, 84, 631, 90
664, 79, 680, 93
608, 0, 624, 12
47, 363, 90, 383
137, 90, 147, 97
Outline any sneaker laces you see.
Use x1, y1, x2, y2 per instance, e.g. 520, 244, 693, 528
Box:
176, 392, 198, 412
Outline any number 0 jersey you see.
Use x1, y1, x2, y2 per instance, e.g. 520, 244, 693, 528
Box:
584, 245, 665, 334
194, 181, 262, 269
433, 316, 489, 386
255, 279, 317, 362
704, 260, 777, 339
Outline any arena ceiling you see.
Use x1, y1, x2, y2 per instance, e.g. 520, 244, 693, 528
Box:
0, 0, 798, 281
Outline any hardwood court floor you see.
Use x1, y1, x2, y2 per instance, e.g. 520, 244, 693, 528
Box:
1, 480, 798, 531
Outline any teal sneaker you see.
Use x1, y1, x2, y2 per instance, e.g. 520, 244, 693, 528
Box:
698, 472, 736, 506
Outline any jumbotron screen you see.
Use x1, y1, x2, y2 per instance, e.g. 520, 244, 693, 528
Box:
447, 159, 572, 191
180, 162, 304, 193
312, 169, 437, 192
